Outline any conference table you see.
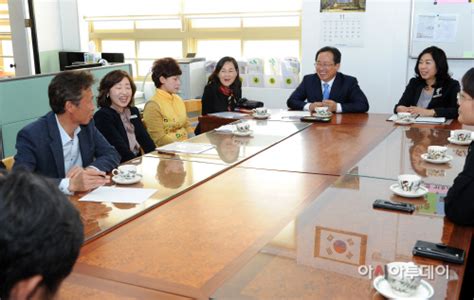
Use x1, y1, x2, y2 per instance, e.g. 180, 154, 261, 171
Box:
59, 112, 473, 299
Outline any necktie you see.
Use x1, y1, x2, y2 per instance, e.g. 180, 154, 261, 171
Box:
322, 83, 330, 100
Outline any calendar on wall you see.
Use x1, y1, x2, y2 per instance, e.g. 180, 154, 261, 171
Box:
320, 13, 365, 47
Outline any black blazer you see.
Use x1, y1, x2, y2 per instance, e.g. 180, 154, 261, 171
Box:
94, 106, 155, 163
286, 72, 369, 113
394, 77, 460, 119
445, 142, 474, 225
201, 81, 242, 115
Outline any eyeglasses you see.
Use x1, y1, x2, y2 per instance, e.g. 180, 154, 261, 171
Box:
314, 62, 335, 68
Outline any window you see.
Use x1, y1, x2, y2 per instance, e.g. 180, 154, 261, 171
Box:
84, 0, 301, 79
0, 0, 14, 77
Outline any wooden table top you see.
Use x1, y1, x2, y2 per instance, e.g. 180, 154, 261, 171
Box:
60, 113, 473, 299
348, 127, 469, 185
69, 169, 335, 299
213, 175, 473, 299
240, 123, 395, 175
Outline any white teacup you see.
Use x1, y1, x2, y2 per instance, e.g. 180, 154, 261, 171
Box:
315, 106, 329, 115
397, 112, 414, 122
112, 164, 138, 180
385, 262, 422, 297
398, 174, 421, 193
451, 130, 472, 142
253, 107, 268, 116
236, 122, 250, 133
427, 145, 447, 160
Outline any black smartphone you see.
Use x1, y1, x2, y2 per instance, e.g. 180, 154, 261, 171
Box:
373, 199, 415, 213
300, 116, 331, 122
412, 240, 465, 264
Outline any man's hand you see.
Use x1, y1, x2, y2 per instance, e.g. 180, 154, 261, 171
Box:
68, 167, 110, 193
309, 102, 325, 112
322, 99, 337, 113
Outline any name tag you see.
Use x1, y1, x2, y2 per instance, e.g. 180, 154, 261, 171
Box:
130, 114, 138, 119
432, 93, 442, 98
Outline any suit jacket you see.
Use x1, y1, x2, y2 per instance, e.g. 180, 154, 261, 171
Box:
394, 77, 460, 119
444, 142, 474, 225
201, 81, 241, 115
13, 111, 120, 184
94, 106, 155, 163
286, 72, 369, 113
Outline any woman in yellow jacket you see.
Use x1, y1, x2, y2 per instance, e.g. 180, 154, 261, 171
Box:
143, 57, 191, 146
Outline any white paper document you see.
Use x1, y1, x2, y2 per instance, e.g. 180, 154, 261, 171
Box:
209, 112, 248, 118
387, 114, 446, 124
79, 186, 157, 204
214, 124, 237, 133
156, 142, 215, 154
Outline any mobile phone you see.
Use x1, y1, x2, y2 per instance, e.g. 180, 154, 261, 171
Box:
300, 116, 331, 122
412, 240, 465, 264
373, 199, 415, 213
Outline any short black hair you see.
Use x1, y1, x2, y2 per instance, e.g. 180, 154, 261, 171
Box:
315, 46, 341, 64
414, 46, 451, 86
462, 68, 474, 99
151, 57, 182, 88
0, 170, 84, 299
49, 70, 95, 114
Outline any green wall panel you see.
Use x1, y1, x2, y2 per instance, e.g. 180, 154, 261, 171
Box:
0, 64, 132, 158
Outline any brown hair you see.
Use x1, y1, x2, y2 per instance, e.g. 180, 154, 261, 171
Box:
151, 57, 182, 88
97, 70, 136, 108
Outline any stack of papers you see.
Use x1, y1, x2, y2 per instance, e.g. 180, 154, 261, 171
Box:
156, 142, 215, 154
79, 186, 157, 204
387, 114, 446, 124
214, 124, 237, 133
209, 112, 248, 119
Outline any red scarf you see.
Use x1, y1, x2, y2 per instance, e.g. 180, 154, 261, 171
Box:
219, 85, 235, 111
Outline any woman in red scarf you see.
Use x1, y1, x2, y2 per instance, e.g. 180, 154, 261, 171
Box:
196, 57, 241, 134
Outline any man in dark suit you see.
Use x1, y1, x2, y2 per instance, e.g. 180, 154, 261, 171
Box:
14, 70, 120, 194
287, 46, 369, 113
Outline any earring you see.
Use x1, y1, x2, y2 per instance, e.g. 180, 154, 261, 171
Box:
106, 93, 110, 99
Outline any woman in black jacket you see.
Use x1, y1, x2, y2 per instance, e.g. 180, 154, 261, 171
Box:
94, 70, 155, 163
444, 68, 474, 225
195, 57, 241, 135
394, 46, 460, 119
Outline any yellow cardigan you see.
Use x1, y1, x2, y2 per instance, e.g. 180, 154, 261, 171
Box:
143, 89, 190, 147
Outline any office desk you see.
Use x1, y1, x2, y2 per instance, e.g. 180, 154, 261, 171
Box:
348, 127, 468, 185
213, 175, 473, 299
240, 123, 394, 175
71, 169, 335, 299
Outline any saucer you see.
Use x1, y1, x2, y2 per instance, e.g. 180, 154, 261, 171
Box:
390, 184, 428, 198
447, 137, 472, 146
253, 113, 270, 119
420, 153, 453, 164
394, 118, 415, 125
373, 276, 434, 300
232, 130, 253, 137
112, 174, 142, 185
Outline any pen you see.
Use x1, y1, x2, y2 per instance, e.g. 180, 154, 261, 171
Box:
416, 247, 459, 257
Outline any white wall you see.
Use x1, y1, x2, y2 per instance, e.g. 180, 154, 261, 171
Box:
34, 0, 62, 51
302, 0, 473, 114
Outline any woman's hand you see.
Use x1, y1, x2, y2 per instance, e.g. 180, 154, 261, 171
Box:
407, 106, 436, 117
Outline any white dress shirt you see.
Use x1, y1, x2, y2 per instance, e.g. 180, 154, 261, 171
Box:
304, 77, 342, 113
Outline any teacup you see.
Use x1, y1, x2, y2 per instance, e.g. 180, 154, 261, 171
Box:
385, 262, 422, 297
253, 107, 268, 116
236, 122, 250, 133
451, 130, 472, 142
112, 164, 138, 180
427, 145, 447, 160
315, 106, 329, 116
398, 174, 421, 193
397, 112, 414, 122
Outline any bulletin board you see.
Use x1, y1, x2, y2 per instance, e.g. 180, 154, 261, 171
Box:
409, 0, 474, 59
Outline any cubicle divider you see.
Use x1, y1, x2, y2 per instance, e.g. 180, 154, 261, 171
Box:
0, 63, 132, 158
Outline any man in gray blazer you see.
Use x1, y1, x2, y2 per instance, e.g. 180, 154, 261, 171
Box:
14, 70, 120, 194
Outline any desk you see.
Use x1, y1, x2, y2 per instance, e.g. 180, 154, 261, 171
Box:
60, 114, 472, 299
213, 175, 473, 299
